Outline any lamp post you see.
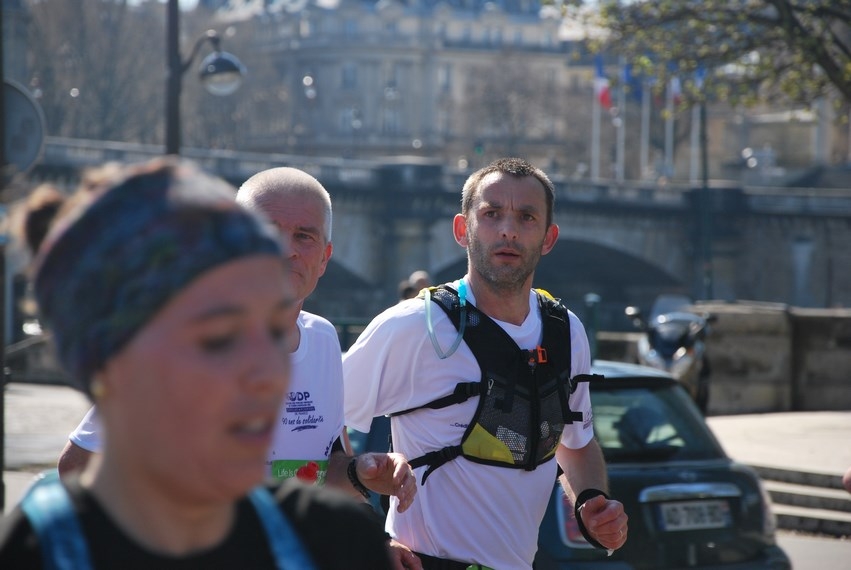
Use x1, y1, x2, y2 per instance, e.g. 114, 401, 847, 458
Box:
165, 0, 245, 155
699, 98, 714, 300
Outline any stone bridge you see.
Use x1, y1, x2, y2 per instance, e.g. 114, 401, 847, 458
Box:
24, 137, 851, 331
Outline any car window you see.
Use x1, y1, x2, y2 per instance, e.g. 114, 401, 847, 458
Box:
591, 384, 721, 462
347, 417, 391, 456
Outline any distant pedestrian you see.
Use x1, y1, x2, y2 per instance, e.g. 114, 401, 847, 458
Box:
408, 270, 431, 293
398, 279, 418, 301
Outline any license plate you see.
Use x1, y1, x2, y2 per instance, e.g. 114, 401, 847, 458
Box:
658, 500, 731, 531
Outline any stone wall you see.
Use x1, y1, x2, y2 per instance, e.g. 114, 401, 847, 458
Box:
788, 308, 851, 411
697, 301, 793, 414
9, 302, 851, 414
595, 302, 851, 415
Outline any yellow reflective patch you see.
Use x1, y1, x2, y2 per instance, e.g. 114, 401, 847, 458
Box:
535, 288, 555, 301
461, 424, 515, 463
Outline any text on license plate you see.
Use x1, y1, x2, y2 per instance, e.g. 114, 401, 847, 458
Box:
658, 500, 731, 531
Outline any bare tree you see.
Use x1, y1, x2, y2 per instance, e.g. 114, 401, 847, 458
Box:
179, 13, 289, 152
462, 51, 567, 161
26, 0, 165, 143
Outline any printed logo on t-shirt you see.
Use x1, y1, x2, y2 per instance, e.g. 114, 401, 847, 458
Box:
269, 459, 329, 485
284, 391, 324, 432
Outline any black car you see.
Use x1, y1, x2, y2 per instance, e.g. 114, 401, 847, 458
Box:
348, 359, 791, 570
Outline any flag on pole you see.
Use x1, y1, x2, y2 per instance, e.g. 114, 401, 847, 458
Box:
695, 65, 707, 89
670, 75, 682, 106
623, 63, 643, 102
594, 55, 612, 110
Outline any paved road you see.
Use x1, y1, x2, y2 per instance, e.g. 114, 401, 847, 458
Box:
4, 382, 90, 471
2, 382, 850, 570
706, 411, 851, 476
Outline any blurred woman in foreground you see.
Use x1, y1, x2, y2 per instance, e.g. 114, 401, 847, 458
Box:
0, 157, 391, 569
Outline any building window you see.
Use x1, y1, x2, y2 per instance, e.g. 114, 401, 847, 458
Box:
344, 19, 358, 38
438, 63, 452, 93
437, 109, 451, 136
342, 63, 357, 89
383, 108, 400, 135
385, 63, 398, 89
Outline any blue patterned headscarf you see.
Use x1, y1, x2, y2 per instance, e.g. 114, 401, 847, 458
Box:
33, 158, 284, 396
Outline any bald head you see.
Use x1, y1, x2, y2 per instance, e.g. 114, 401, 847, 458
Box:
237, 167, 333, 242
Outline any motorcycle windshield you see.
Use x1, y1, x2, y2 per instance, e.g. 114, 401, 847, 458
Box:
650, 322, 691, 357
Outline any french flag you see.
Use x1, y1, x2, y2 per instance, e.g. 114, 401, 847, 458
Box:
670, 75, 682, 106
594, 55, 612, 110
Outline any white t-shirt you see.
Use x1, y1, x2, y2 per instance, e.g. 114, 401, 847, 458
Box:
69, 311, 345, 485
343, 280, 594, 570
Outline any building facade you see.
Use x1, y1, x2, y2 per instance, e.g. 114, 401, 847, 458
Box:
225, 0, 600, 177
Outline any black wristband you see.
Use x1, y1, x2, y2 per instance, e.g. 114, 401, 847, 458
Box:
574, 488, 611, 550
347, 457, 371, 500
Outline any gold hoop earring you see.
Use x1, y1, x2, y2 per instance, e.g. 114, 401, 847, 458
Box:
90, 377, 106, 401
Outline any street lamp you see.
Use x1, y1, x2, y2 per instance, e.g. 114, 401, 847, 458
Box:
165, 0, 246, 155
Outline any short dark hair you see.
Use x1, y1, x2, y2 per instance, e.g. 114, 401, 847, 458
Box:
460, 157, 555, 227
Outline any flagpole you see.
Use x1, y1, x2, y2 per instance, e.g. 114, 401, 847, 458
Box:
690, 103, 700, 184
640, 79, 650, 180
664, 77, 674, 178
690, 67, 707, 185
616, 56, 626, 182
592, 77, 601, 182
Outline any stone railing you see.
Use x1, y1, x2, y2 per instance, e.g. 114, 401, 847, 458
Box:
8, 302, 851, 415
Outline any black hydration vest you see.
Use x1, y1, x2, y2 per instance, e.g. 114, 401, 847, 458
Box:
394, 285, 601, 484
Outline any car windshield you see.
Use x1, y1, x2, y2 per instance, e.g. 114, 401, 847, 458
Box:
591, 383, 721, 463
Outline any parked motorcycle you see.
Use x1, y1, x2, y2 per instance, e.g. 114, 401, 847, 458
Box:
625, 295, 716, 414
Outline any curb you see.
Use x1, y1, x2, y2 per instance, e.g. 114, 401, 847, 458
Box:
750, 465, 844, 490
750, 465, 851, 538
772, 505, 851, 538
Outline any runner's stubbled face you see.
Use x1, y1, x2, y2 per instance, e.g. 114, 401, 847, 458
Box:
462, 172, 555, 294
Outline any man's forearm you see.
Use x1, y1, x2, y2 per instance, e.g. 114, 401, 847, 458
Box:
57, 440, 95, 479
556, 439, 609, 501
326, 449, 370, 500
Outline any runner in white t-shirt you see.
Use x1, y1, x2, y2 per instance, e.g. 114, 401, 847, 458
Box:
343, 158, 628, 570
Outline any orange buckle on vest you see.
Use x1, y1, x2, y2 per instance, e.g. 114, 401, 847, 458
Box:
528, 345, 547, 365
